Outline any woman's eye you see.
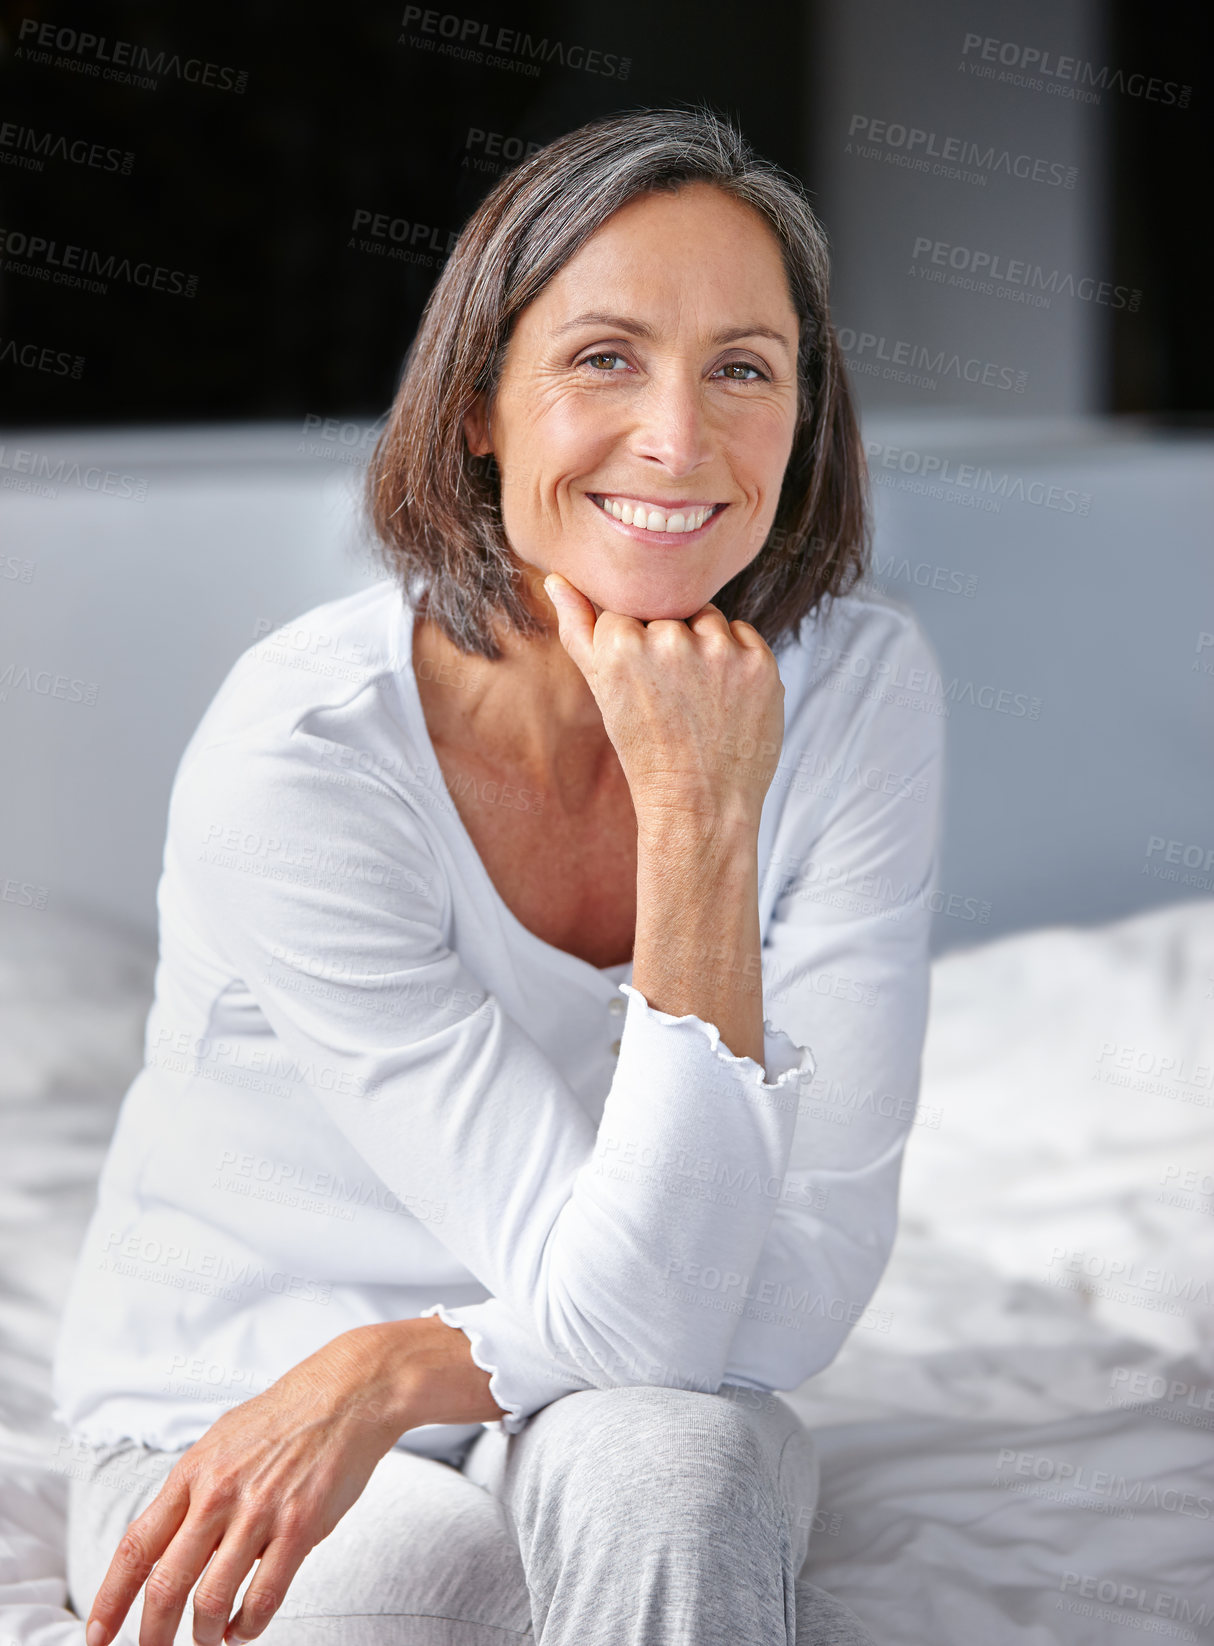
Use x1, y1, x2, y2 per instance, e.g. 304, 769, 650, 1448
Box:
579, 353, 768, 381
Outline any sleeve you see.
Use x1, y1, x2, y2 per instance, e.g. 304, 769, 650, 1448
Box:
418, 610, 945, 1424
706, 609, 947, 1393
167, 701, 818, 1431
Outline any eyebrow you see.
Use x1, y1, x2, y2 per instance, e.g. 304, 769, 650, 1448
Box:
551, 311, 794, 353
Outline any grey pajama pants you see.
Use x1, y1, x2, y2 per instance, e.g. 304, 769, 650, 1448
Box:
66, 1383, 879, 1645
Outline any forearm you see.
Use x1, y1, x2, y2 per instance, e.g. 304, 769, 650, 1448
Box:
631, 809, 764, 1069
331, 821, 766, 1429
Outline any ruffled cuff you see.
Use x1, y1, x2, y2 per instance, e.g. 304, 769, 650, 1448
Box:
422, 996, 817, 1422
419, 1297, 597, 1435
615, 982, 816, 1092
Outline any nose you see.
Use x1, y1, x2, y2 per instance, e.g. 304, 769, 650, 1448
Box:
626, 366, 715, 478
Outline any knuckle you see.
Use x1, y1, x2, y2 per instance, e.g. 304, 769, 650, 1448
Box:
112, 1529, 153, 1577
191, 1588, 231, 1623
143, 1568, 187, 1609
600, 622, 635, 654
274, 1501, 312, 1541
196, 1476, 239, 1513
243, 1584, 286, 1623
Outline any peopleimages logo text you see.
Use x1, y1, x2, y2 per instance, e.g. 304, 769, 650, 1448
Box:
836, 328, 1026, 392
399, 7, 630, 78
910, 238, 1140, 309
847, 115, 1075, 187
15, 18, 248, 91
960, 34, 1190, 106
0, 227, 197, 297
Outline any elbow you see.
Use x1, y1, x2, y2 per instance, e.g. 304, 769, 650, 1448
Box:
723, 1319, 854, 1397
786, 1317, 864, 1387
533, 1277, 736, 1395
719, 1273, 892, 1394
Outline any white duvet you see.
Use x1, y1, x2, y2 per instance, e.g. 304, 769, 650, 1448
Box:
2, 898, 1212, 1644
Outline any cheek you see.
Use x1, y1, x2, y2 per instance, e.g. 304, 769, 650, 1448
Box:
542, 401, 613, 480
744, 409, 796, 478
514, 397, 603, 479
498, 383, 587, 466
536, 405, 614, 516
717, 403, 792, 480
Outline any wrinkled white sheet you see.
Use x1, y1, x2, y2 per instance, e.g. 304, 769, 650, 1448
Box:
2, 898, 1212, 1644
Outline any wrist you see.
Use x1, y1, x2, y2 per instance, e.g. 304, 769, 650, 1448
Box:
335, 1316, 503, 1439
399, 1312, 506, 1427
634, 800, 760, 854
323, 1318, 440, 1443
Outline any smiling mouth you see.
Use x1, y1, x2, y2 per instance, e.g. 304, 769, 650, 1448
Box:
588, 494, 729, 537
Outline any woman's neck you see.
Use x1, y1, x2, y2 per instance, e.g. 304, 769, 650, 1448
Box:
412, 602, 615, 806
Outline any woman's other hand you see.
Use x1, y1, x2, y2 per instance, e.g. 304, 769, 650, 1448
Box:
543, 571, 785, 832
84, 1318, 486, 1646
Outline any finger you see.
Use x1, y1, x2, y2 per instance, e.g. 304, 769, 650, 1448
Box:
187, 1517, 274, 1646
726, 618, 771, 652
684, 602, 736, 641
688, 604, 771, 654
134, 1505, 227, 1646
86, 1477, 190, 1646
543, 573, 597, 673
223, 1533, 312, 1643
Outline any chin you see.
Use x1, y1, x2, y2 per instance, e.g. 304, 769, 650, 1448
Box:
582, 574, 722, 624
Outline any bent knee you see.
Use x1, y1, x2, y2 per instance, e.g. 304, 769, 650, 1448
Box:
555, 1384, 787, 1511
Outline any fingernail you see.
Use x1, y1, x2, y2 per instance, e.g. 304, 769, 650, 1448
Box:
86, 1623, 109, 1646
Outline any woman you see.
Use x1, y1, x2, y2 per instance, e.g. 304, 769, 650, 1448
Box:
54, 106, 942, 1645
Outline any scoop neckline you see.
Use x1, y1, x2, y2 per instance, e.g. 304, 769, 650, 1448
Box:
396, 593, 634, 988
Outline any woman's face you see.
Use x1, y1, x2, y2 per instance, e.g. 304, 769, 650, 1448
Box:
464, 180, 801, 623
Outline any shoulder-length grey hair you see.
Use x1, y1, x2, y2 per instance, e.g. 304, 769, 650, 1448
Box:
363, 103, 870, 660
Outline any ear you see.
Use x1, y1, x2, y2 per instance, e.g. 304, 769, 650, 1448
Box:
463, 393, 493, 457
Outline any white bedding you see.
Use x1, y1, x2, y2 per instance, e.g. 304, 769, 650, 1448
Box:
2, 898, 1212, 1644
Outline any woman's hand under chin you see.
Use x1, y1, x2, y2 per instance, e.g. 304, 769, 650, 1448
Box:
542, 570, 785, 834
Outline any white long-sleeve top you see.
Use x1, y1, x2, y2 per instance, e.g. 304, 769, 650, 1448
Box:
52, 577, 945, 1466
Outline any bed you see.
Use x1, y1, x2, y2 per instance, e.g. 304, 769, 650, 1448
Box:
2, 893, 1211, 1644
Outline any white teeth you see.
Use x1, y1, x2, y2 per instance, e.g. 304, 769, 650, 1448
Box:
596, 496, 716, 533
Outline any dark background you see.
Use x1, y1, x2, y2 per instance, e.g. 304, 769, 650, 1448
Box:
1106, 0, 1212, 419
0, 0, 1209, 428
0, 0, 809, 423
